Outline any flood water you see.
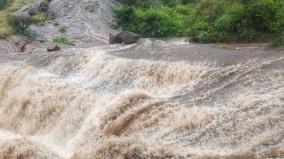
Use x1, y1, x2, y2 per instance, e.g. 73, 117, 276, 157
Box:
0, 40, 283, 158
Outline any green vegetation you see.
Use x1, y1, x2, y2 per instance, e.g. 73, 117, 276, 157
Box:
0, 0, 9, 10
53, 36, 75, 45
7, 15, 34, 37
269, 33, 284, 47
114, 6, 189, 37
0, 0, 48, 38
114, 0, 284, 43
33, 12, 48, 26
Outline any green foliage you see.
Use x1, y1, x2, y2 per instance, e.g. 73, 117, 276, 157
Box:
114, 5, 189, 37
7, 15, 34, 36
0, 0, 9, 10
53, 36, 75, 45
120, 0, 195, 8
6, 12, 47, 37
189, 0, 284, 42
115, 0, 284, 43
32, 12, 47, 26
0, 0, 45, 38
122, 0, 152, 7
269, 32, 284, 48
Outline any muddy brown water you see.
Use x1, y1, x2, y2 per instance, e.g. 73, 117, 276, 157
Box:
0, 39, 283, 159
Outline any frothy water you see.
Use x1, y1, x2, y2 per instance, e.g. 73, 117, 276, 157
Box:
0, 43, 283, 159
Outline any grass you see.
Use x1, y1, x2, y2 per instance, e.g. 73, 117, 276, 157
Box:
53, 36, 75, 45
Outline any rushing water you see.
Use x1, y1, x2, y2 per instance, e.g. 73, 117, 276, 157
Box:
0, 41, 283, 159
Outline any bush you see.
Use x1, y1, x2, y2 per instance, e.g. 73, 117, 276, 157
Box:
0, 0, 40, 38
115, 0, 283, 43
269, 32, 284, 48
121, 0, 184, 8
113, 6, 135, 28
7, 15, 34, 36
53, 36, 75, 45
122, 0, 153, 8
33, 12, 47, 26
114, 6, 188, 37
0, 0, 9, 10
188, 0, 284, 43
244, 0, 277, 32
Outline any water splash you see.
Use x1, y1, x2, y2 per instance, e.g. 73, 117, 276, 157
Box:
0, 44, 283, 158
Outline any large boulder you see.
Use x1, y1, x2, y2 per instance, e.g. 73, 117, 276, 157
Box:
47, 44, 61, 52
109, 32, 140, 44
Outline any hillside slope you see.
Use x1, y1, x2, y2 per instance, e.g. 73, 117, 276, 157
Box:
30, 0, 120, 44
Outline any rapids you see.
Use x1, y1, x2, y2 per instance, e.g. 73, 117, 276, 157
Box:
0, 40, 283, 159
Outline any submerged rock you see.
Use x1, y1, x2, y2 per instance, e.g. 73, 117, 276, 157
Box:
109, 31, 140, 44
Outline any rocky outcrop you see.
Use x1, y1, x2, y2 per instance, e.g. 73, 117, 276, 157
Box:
46, 0, 119, 43
9, 0, 121, 45
109, 32, 140, 44
0, 35, 33, 53
13, 0, 50, 17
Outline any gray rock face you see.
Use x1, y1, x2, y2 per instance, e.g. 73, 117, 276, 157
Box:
46, 0, 120, 43
109, 32, 140, 44
11, 0, 122, 46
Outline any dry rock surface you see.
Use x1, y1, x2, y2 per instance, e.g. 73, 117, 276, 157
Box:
0, 35, 33, 53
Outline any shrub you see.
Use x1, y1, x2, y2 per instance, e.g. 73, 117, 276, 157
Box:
244, 0, 277, 32
115, 0, 283, 43
0, 0, 38, 38
122, 0, 152, 8
188, 0, 284, 43
269, 32, 284, 48
53, 36, 75, 45
133, 8, 187, 37
7, 15, 34, 36
0, 0, 9, 10
113, 6, 135, 28
33, 12, 47, 26
114, 6, 188, 37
